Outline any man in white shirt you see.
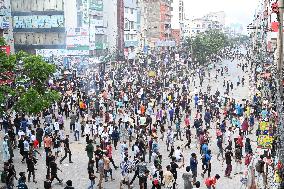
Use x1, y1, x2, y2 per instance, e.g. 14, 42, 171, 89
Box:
174, 146, 183, 162
74, 120, 80, 141
18, 129, 25, 139
54, 120, 60, 132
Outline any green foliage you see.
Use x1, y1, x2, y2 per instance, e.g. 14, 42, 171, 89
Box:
0, 37, 7, 46
15, 88, 61, 115
185, 30, 229, 64
0, 41, 61, 115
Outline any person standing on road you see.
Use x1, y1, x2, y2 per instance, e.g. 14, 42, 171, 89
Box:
97, 155, 104, 188
85, 140, 94, 162
87, 160, 97, 189
170, 157, 184, 189
224, 147, 233, 178
190, 153, 198, 183
182, 166, 193, 189
26, 153, 37, 183
35, 125, 44, 148
43, 135, 52, 157
163, 165, 174, 189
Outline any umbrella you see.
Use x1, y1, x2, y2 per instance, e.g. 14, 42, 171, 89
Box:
64, 70, 71, 75
148, 71, 156, 77
260, 72, 271, 78
256, 67, 263, 72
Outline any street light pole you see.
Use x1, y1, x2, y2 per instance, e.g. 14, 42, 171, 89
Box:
278, 0, 283, 97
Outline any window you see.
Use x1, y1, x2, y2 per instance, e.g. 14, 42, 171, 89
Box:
129, 21, 134, 30
130, 8, 134, 14
125, 21, 129, 30
126, 34, 130, 40
130, 34, 136, 40
77, 12, 82, 27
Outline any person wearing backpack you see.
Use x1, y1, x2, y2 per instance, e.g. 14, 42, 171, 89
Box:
255, 155, 266, 186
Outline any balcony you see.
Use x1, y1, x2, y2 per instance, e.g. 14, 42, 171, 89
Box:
12, 11, 64, 16
13, 28, 65, 33
14, 44, 66, 51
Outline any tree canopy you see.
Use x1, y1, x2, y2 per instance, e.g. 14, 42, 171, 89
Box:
0, 37, 61, 115
184, 30, 229, 64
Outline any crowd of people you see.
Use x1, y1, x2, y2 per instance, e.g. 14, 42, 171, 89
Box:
0, 44, 280, 189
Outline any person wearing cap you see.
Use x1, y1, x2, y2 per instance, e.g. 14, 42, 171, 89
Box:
204, 174, 220, 189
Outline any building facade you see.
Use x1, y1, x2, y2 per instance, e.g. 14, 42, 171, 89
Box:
203, 11, 225, 28
117, 0, 124, 59
104, 0, 117, 55
11, 0, 66, 53
171, 0, 184, 45
188, 18, 224, 37
124, 0, 139, 49
0, 0, 13, 53
142, 0, 173, 47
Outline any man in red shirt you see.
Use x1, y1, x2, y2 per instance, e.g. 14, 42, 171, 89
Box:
205, 174, 220, 189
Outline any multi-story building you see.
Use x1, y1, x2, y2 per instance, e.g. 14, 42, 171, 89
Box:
124, 0, 139, 50
141, 0, 173, 47
0, 0, 13, 53
182, 18, 191, 39
89, 0, 108, 56
203, 11, 225, 28
188, 18, 224, 37
11, 0, 66, 53
104, 0, 118, 55
171, 0, 184, 45
117, 0, 124, 59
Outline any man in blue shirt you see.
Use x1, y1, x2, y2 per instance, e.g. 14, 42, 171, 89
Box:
204, 109, 211, 129
201, 143, 208, 155
194, 95, 199, 109
190, 153, 198, 183
169, 108, 174, 126
201, 150, 212, 178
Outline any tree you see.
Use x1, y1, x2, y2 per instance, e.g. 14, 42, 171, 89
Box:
184, 30, 229, 64
0, 38, 61, 115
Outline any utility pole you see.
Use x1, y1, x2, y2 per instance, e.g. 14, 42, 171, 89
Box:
278, 0, 283, 97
